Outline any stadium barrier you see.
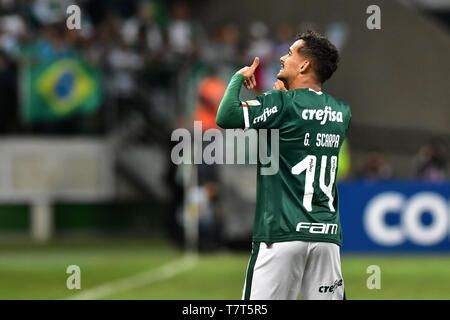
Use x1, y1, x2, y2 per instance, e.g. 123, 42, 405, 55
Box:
339, 181, 450, 252
0, 138, 114, 242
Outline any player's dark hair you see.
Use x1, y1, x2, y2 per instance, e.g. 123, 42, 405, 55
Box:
296, 30, 339, 83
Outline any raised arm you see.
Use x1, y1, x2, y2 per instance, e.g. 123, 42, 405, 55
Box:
216, 57, 259, 129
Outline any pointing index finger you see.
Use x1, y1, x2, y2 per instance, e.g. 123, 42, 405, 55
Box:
251, 57, 260, 70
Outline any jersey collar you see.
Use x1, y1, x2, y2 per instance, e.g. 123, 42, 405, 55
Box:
308, 88, 323, 95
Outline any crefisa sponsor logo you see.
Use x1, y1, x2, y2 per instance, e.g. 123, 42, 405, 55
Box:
253, 106, 278, 124
302, 106, 343, 125
319, 279, 343, 294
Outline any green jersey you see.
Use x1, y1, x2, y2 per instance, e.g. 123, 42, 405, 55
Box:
241, 87, 351, 246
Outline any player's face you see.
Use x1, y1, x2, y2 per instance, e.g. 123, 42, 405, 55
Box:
277, 40, 307, 84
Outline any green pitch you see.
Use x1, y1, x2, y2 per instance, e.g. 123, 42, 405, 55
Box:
0, 238, 449, 300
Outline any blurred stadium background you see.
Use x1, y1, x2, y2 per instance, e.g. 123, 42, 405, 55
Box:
0, 0, 449, 300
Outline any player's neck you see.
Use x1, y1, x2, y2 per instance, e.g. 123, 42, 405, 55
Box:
288, 78, 322, 92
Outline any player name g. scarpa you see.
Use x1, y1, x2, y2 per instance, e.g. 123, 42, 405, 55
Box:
302, 106, 343, 125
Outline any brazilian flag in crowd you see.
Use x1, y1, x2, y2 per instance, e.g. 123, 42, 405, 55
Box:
21, 56, 102, 123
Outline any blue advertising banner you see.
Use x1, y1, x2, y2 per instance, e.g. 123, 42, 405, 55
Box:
338, 181, 450, 252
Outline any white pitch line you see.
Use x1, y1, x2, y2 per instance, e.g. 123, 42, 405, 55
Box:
67, 254, 198, 300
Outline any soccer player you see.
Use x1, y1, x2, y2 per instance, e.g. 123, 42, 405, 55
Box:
216, 30, 351, 300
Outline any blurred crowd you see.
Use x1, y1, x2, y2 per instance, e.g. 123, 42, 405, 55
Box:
354, 140, 448, 183
0, 0, 447, 183
0, 0, 299, 134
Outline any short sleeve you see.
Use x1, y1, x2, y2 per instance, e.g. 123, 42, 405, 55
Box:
345, 108, 352, 134
241, 90, 287, 129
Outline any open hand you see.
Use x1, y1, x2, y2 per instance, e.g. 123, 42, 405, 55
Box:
273, 80, 287, 91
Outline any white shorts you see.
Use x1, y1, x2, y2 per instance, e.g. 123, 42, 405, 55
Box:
242, 241, 345, 300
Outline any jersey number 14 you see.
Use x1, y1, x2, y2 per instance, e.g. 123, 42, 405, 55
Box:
291, 155, 337, 212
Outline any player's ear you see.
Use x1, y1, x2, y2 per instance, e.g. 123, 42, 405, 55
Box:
299, 60, 311, 74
